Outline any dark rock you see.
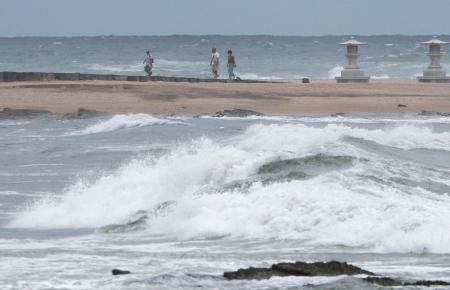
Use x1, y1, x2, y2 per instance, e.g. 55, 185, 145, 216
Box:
224, 261, 374, 280
224, 267, 287, 280
112, 269, 131, 276
331, 112, 345, 117
363, 276, 402, 286
404, 280, 450, 286
63, 107, 105, 119
419, 110, 450, 117
0, 108, 51, 119
302, 78, 310, 84
272, 261, 375, 277
398, 103, 407, 108
212, 108, 264, 118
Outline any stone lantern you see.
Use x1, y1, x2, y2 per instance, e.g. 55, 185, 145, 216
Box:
418, 36, 450, 83
336, 37, 370, 83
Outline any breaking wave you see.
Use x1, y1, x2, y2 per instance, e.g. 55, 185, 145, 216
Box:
11, 123, 450, 253
328, 66, 344, 79
72, 114, 185, 135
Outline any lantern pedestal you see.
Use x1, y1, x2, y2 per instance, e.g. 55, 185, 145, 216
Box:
418, 37, 450, 83
336, 38, 370, 83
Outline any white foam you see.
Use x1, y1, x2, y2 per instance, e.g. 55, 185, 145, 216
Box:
88, 63, 142, 73
239, 73, 283, 80
372, 75, 390, 79
328, 66, 344, 79
11, 123, 450, 253
71, 114, 185, 135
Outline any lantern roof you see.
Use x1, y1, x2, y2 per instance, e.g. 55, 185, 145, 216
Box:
340, 37, 366, 46
421, 36, 448, 45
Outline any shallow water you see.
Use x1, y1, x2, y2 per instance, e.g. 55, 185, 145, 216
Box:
1, 113, 450, 289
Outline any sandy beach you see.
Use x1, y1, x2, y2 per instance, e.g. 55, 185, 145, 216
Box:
1, 79, 450, 115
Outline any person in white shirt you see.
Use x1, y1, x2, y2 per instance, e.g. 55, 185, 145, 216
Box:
210, 48, 220, 79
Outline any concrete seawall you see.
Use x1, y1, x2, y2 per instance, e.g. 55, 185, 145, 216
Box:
0, 71, 274, 83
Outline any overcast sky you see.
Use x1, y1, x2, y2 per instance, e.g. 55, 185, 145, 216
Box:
1, 0, 449, 37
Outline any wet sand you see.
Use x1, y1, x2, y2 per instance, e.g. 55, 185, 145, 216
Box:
1, 79, 450, 115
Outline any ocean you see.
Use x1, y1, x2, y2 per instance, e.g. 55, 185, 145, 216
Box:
0, 35, 450, 79
1, 112, 450, 289
2, 35, 450, 289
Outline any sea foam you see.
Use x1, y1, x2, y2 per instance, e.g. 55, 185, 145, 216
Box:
72, 114, 185, 135
11, 123, 450, 253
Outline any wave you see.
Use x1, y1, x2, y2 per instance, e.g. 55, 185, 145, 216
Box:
10, 123, 450, 253
88, 63, 142, 73
372, 75, 390, 79
71, 114, 185, 135
238, 73, 283, 80
328, 66, 344, 79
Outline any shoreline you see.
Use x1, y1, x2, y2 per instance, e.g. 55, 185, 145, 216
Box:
1, 79, 450, 115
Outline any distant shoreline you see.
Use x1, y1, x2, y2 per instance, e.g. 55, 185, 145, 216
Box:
1, 79, 450, 115
1, 34, 449, 38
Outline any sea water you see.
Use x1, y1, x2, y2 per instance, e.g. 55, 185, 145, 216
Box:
0, 35, 449, 79
1, 113, 450, 289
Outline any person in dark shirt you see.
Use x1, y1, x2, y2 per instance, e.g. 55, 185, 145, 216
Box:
227, 50, 236, 80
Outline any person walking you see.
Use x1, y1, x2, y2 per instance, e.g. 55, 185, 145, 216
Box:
227, 49, 237, 80
210, 48, 220, 79
143, 50, 153, 76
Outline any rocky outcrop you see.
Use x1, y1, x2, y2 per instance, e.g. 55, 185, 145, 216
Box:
212, 108, 264, 118
363, 276, 402, 286
364, 277, 450, 287
224, 261, 374, 280
224, 261, 450, 287
404, 280, 450, 286
0, 107, 51, 119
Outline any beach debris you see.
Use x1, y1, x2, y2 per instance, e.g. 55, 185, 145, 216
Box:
112, 269, 131, 275
223, 261, 375, 280
302, 77, 310, 83
397, 103, 407, 108
331, 112, 345, 117
212, 108, 264, 118
0, 107, 51, 119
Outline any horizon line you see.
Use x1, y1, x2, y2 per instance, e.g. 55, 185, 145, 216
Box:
1, 33, 449, 39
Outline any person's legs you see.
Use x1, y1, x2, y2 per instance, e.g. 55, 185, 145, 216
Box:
228, 65, 233, 80
144, 65, 152, 76
212, 65, 219, 79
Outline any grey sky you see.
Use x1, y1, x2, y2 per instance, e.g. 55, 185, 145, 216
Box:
1, 0, 449, 37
